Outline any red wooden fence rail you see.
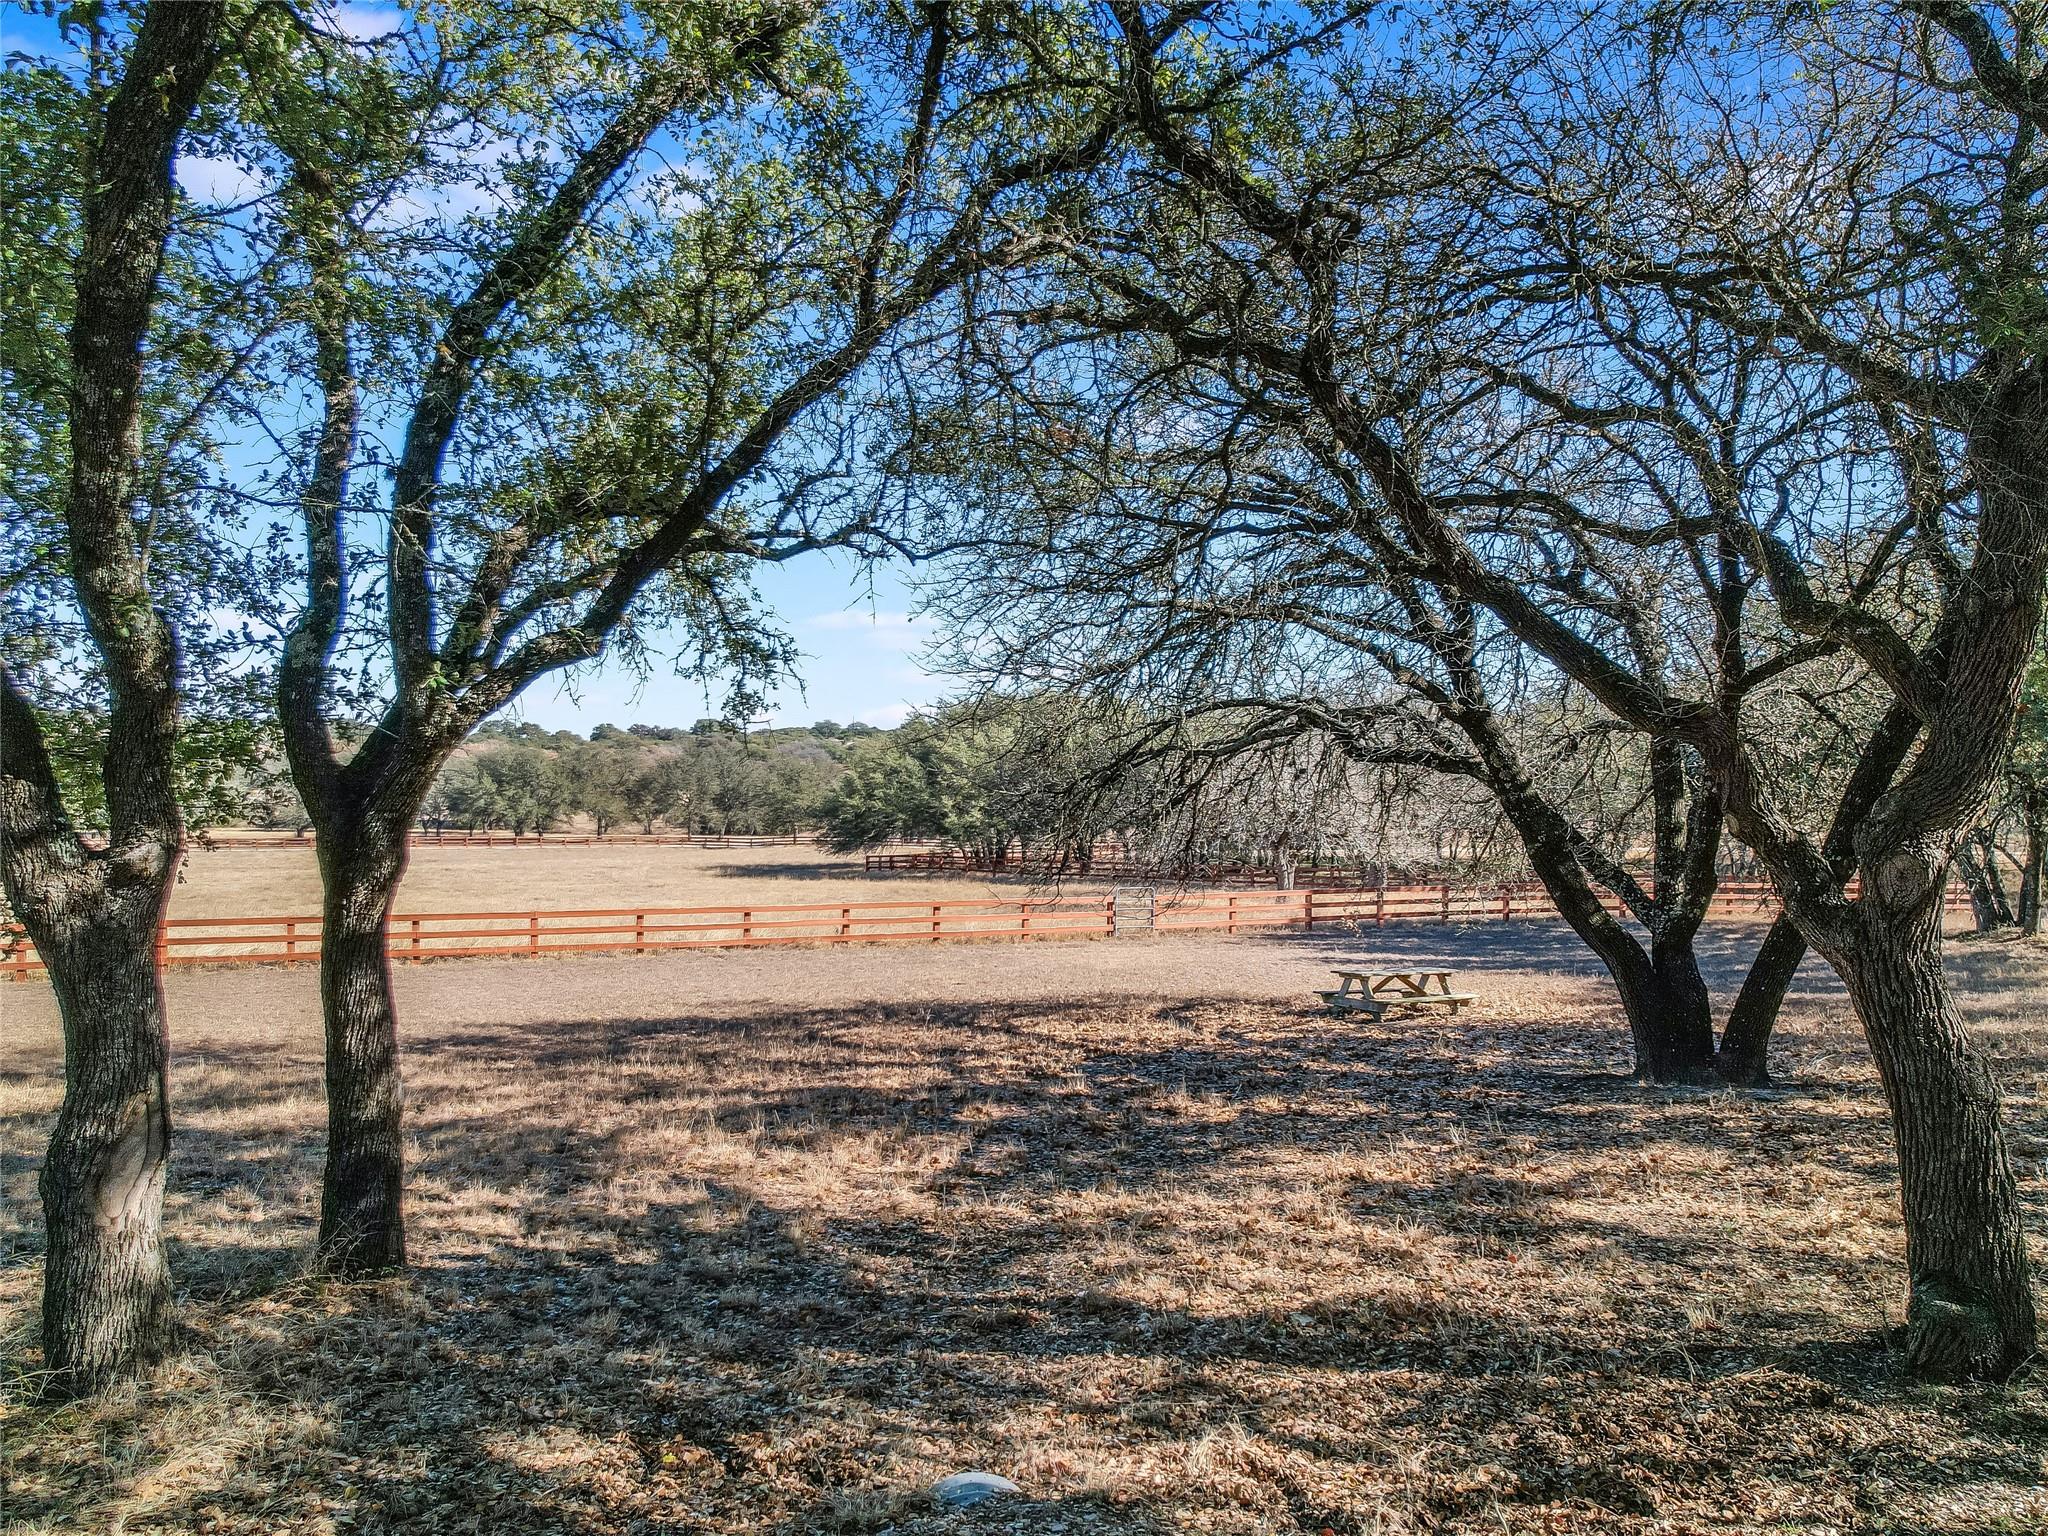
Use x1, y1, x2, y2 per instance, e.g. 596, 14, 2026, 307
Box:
0, 879, 1969, 981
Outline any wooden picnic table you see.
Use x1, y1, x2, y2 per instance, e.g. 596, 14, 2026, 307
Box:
1317, 968, 1475, 1016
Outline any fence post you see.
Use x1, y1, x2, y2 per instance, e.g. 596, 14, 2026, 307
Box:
1228, 892, 1238, 935
1376, 883, 1386, 927
1304, 890, 1314, 931
528, 914, 540, 955
742, 909, 753, 943
932, 903, 942, 943
635, 911, 646, 953
1499, 887, 1510, 922
1440, 883, 1450, 923
1020, 903, 1032, 942
285, 919, 297, 959
840, 906, 852, 938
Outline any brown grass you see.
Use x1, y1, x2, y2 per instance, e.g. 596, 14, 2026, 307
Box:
159, 842, 1103, 920
2, 927, 2045, 1535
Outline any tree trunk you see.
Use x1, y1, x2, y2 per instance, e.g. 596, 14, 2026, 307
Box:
1975, 828, 2017, 923
4, 685, 183, 1401
1485, 799, 1720, 1083
1955, 837, 2005, 932
1961, 828, 2015, 928
1604, 938, 1719, 1085
29, 886, 177, 1395
0, 0, 228, 1398
314, 814, 411, 1274
1521, 829, 1720, 1085
1830, 860, 2037, 1377
1716, 914, 1806, 1086
2020, 808, 2043, 936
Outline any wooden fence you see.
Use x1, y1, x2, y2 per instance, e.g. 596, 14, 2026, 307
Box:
862, 848, 1370, 885
2, 895, 1113, 979
1153, 881, 1792, 930
202, 830, 827, 850
0, 877, 1968, 981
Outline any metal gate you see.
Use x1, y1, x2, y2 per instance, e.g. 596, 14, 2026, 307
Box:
1111, 886, 1157, 935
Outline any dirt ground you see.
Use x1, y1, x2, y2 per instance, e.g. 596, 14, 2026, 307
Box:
159, 841, 1102, 919
3, 924, 2045, 1535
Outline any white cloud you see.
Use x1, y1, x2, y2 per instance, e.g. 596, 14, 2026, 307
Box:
369, 132, 530, 232
807, 609, 930, 637
376, 179, 506, 230
175, 155, 268, 207
330, 3, 405, 41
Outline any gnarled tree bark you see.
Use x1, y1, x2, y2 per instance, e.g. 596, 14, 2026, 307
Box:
0, 0, 225, 1396
2, 677, 180, 1394
1825, 848, 2035, 1376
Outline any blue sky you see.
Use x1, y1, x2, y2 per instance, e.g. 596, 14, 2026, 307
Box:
516, 556, 949, 733
5, 1, 953, 736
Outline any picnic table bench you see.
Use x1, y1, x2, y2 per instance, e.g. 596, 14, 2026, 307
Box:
1317, 968, 1475, 1016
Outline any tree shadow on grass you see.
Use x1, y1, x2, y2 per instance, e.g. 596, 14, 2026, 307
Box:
3, 985, 2044, 1535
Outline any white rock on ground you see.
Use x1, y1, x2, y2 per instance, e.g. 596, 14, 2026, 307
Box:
930, 1471, 1022, 1509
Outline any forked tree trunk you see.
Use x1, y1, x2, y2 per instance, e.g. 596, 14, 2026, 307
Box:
1483, 747, 1722, 1085
1829, 390, 2046, 1374
1827, 873, 2037, 1377
313, 813, 412, 1273
1, 0, 227, 1397
28, 880, 177, 1394
1604, 938, 1719, 1085
1525, 858, 1721, 1085
4, 685, 182, 1400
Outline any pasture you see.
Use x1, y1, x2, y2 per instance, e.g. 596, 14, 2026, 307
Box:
3, 859, 2045, 1533
158, 839, 1063, 920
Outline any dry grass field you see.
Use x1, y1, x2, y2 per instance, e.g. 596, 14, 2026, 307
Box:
3, 918, 2045, 1535
159, 841, 1093, 919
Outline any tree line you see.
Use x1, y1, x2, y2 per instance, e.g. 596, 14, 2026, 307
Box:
246, 720, 869, 837
818, 694, 1607, 884
3, 0, 2045, 1395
